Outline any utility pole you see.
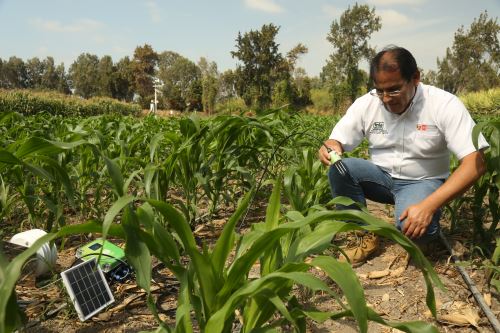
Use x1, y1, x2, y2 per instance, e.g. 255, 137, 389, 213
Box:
153, 78, 161, 113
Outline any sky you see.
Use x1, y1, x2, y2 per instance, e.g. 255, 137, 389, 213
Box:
0, 0, 498, 77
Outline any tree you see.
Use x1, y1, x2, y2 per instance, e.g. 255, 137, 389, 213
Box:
436, 11, 500, 94
2, 56, 28, 89
284, 44, 313, 107
218, 69, 237, 101
198, 57, 219, 114
24, 56, 69, 93
97, 55, 114, 97
112, 56, 135, 101
157, 51, 202, 111
54, 63, 71, 94
321, 4, 381, 104
132, 44, 158, 107
271, 79, 297, 109
292, 67, 312, 107
69, 53, 100, 98
420, 69, 438, 86
286, 43, 308, 72
41, 57, 61, 91
231, 23, 287, 109
0, 58, 4, 88
25, 57, 44, 89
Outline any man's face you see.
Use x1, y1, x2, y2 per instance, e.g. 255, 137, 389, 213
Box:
373, 70, 419, 115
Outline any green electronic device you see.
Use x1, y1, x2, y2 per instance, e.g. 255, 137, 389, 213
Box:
75, 239, 125, 273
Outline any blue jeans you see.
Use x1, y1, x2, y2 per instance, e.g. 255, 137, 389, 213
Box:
328, 158, 444, 243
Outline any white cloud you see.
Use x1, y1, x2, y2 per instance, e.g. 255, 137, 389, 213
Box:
146, 1, 161, 23
30, 18, 103, 33
378, 9, 411, 27
368, 0, 427, 5
244, 0, 284, 13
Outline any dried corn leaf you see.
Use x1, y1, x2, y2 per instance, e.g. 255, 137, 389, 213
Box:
483, 293, 491, 307
367, 269, 390, 279
390, 266, 406, 277
439, 308, 479, 328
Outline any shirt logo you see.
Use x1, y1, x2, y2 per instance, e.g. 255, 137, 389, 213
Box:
416, 124, 428, 131
369, 122, 388, 134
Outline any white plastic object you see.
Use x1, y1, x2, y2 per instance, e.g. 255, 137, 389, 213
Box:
9, 229, 57, 276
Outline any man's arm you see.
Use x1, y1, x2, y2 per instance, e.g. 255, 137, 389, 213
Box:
319, 139, 344, 166
401, 150, 487, 239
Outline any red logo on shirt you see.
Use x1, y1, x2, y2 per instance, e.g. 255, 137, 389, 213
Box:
416, 124, 428, 131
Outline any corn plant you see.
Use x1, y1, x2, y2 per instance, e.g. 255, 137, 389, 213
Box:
488, 238, 500, 292
0, 170, 443, 333
0, 135, 86, 231
0, 89, 140, 116
471, 120, 500, 247
0, 109, 447, 332
283, 148, 330, 214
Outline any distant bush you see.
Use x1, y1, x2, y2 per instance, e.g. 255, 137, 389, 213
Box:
214, 96, 248, 114
460, 87, 500, 118
310, 88, 331, 111
0, 90, 141, 116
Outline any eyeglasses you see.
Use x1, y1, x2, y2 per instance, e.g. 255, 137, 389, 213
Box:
369, 89, 402, 98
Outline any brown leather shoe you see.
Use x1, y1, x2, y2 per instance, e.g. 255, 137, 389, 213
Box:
338, 232, 379, 267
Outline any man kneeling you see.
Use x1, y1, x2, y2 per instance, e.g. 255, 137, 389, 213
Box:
318, 45, 488, 266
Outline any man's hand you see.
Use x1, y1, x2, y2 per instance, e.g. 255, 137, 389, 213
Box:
399, 150, 486, 240
319, 139, 343, 166
399, 203, 435, 239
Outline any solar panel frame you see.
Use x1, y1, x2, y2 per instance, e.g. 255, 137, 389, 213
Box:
61, 257, 115, 321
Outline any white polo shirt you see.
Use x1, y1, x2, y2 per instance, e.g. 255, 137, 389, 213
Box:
329, 83, 489, 180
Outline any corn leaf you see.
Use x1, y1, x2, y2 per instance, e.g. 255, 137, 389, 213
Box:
211, 189, 253, 277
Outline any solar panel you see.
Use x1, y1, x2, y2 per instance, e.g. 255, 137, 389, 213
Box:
61, 258, 115, 321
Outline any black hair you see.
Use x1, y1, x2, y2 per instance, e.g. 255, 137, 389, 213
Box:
369, 45, 418, 83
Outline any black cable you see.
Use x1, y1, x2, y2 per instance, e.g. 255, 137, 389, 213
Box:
73, 252, 133, 282
439, 231, 500, 333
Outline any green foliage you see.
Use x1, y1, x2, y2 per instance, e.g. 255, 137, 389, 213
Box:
214, 96, 248, 114
436, 11, 500, 94
158, 51, 202, 111
0, 56, 28, 89
470, 120, 500, 247
1, 108, 478, 332
291, 67, 312, 107
459, 87, 500, 118
488, 237, 500, 292
97, 55, 115, 97
199, 57, 219, 115
0, 89, 140, 116
283, 148, 331, 213
68, 53, 100, 98
0, 182, 441, 333
231, 23, 288, 110
112, 56, 135, 101
310, 87, 337, 113
132, 44, 159, 108
321, 3, 381, 103
218, 69, 238, 102
271, 79, 297, 109
24, 56, 70, 93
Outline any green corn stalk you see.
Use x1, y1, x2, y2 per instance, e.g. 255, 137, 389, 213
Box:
0, 137, 85, 231
472, 120, 500, 247
0, 175, 16, 221
0, 111, 446, 333
0, 174, 442, 333
283, 148, 331, 214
